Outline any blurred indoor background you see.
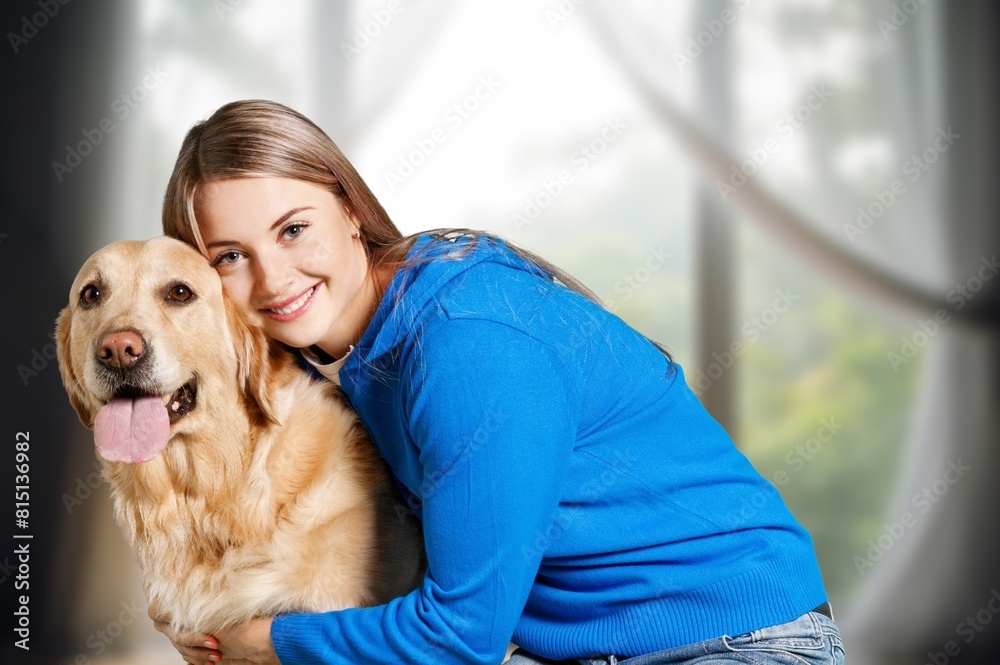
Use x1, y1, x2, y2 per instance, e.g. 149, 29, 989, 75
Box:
1, 1, 996, 664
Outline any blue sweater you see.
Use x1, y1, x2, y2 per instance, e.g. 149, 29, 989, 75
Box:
271, 233, 827, 664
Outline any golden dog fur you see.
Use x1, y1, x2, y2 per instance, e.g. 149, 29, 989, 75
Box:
56, 236, 424, 657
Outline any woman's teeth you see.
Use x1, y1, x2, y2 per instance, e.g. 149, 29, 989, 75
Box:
270, 287, 314, 315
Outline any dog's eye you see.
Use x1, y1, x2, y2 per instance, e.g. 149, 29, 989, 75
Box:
80, 283, 101, 308
166, 284, 195, 304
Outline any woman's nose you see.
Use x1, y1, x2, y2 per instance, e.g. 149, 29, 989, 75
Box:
253, 252, 293, 298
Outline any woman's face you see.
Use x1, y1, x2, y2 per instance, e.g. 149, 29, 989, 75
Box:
195, 176, 375, 357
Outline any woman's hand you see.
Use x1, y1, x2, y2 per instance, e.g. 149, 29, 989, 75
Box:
211, 618, 279, 664
149, 602, 222, 664
149, 602, 278, 664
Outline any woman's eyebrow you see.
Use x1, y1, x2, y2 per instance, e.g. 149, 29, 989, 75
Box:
204, 206, 315, 249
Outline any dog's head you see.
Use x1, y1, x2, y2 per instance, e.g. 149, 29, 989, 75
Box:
56, 236, 280, 464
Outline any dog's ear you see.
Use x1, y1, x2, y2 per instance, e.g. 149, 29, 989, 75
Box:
224, 298, 281, 426
55, 306, 94, 428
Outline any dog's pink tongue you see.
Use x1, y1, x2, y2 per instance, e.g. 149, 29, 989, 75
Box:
94, 396, 170, 463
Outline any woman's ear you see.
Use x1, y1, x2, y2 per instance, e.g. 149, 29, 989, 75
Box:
55, 307, 94, 427
224, 297, 281, 426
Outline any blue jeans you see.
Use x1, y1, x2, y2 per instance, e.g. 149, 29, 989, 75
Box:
506, 609, 846, 665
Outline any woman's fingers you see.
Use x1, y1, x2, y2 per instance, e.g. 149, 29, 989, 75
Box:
149, 615, 221, 663
163, 639, 222, 664
151, 618, 218, 649
174, 645, 221, 664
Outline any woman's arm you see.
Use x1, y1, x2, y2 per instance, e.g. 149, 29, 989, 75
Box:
271, 319, 579, 664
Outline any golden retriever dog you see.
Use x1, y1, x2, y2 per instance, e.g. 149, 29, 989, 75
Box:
55, 236, 424, 659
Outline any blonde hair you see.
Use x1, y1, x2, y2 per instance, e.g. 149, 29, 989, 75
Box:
162, 99, 672, 362
162, 99, 405, 266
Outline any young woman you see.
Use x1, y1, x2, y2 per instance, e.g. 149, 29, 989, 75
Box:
158, 99, 845, 665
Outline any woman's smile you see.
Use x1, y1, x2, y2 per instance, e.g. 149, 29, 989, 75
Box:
260, 283, 320, 322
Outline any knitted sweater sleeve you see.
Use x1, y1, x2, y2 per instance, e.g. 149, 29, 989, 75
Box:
271, 318, 579, 664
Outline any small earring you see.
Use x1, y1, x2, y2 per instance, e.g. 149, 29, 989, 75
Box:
352, 228, 361, 239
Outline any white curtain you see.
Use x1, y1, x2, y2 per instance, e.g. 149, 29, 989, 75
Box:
582, 0, 998, 662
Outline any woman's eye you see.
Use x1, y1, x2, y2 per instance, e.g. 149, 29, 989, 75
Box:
215, 251, 241, 266
284, 223, 307, 239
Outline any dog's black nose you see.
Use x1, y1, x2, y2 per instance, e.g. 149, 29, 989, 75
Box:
97, 330, 146, 370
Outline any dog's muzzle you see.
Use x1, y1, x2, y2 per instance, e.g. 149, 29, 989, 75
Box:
89, 329, 199, 463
